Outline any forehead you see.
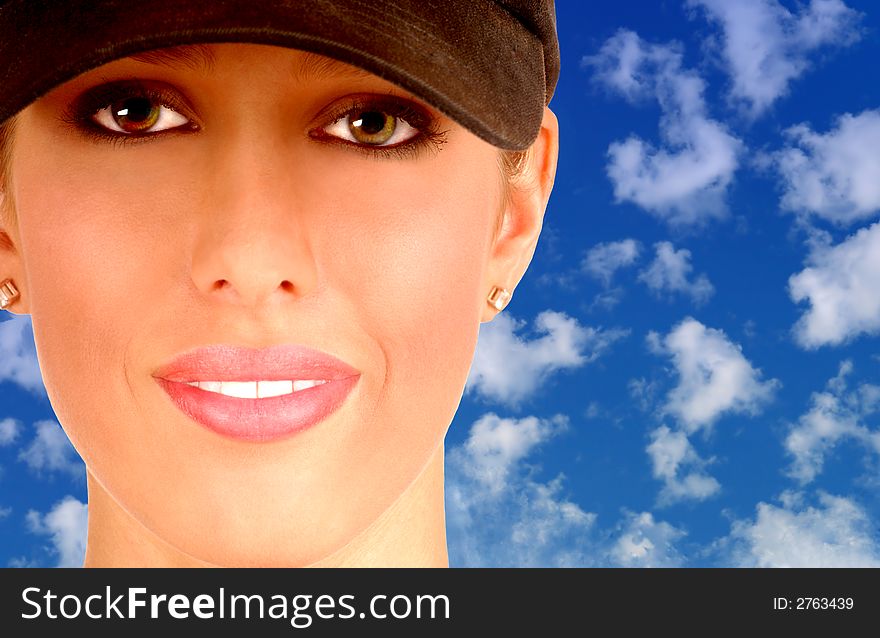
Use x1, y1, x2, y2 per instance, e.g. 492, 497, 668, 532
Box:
123, 43, 378, 83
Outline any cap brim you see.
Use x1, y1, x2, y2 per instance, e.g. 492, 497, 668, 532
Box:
0, 0, 547, 149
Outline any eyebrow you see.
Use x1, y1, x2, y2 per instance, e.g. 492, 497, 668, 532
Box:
128, 44, 217, 73
289, 51, 376, 83
127, 43, 377, 82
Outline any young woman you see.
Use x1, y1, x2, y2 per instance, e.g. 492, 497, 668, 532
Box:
0, 0, 560, 567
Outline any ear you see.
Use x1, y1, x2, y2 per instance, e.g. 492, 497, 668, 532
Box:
480, 106, 559, 323
0, 189, 29, 315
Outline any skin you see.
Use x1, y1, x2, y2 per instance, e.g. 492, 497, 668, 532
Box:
0, 42, 558, 567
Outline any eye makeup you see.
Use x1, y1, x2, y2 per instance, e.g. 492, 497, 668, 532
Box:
309, 93, 448, 159
58, 79, 200, 148
57, 79, 449, 159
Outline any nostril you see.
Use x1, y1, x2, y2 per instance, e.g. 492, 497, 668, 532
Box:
280, 280, 294, 292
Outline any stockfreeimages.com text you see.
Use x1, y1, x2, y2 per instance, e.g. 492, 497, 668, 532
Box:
21, 586, 450, 628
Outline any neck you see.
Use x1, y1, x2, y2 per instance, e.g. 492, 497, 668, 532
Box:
83, 443, 449, 568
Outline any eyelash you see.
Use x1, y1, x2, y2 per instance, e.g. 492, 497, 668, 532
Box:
58, 82, 197, 149
308, 96, 448, 160
58, 81, 449, 160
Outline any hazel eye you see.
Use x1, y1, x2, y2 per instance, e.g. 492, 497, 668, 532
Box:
92, 95, 190, 135
322, 109, 419, 146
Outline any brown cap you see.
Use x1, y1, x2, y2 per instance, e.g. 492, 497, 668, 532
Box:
0, 0, 559, 150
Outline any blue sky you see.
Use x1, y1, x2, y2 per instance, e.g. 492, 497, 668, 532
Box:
4, 0, 880, 567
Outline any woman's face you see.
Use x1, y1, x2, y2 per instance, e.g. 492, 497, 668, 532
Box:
3, 42, 515, 565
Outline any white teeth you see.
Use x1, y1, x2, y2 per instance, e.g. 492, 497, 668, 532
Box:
185, 380, 328, 398
218, 381, 258, 399
257, 380, 293, 398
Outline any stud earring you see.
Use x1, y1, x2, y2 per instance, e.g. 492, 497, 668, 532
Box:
0, 278, 19, 310
487, 286, 512, 311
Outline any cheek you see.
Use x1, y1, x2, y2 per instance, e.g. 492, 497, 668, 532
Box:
14, 113, 273, 427
310, 149, 500, 439
13, 145, 174, 465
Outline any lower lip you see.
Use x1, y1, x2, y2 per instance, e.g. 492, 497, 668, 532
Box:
155, 376, 360, 442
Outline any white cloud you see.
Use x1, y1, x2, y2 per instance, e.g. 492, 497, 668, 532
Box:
638, 241, 715, 305
585, 29, 742, 226
771, 111, 880, 224
724, 491, 880, 567
688, 0, 862, 117
651, 318, 779, 431
0, 505, 10, 519
642, 319, 776, 506
582, 239, 641, 286
0, 315, 45, 395
584, 401, 602, 420
611, 511, 687, 567
0, 417, 20, 445
647, 425, 721, 506
446, 414, 691, 567
451, 412, 569, 496
25, 496, 88, 568
7, 556, 39, 568
446, 412, 598, 567
466, 310, 628, 407
789, 221, 880, 348
18, 420, 84, 479
588, 287, 626, 313
785, 360, 880, 484
628, 376, 661, 413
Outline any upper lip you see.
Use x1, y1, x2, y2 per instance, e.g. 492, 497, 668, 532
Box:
153, 344, 360, 383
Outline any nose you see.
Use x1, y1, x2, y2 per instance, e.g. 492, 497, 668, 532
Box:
189, 136, 318, 307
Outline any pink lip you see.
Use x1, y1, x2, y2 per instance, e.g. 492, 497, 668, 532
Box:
153, 344, 360, 442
